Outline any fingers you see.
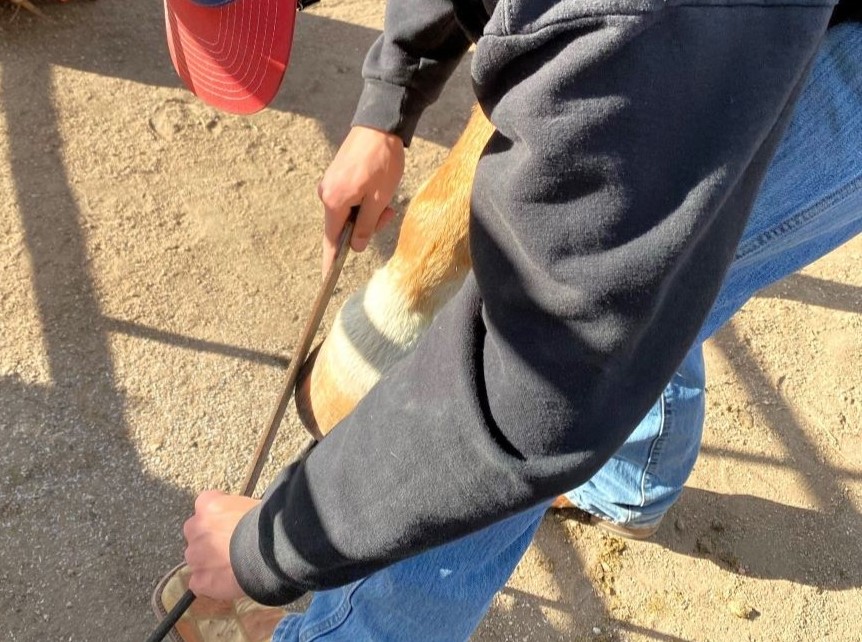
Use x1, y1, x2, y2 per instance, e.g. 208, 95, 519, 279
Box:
319, 202, 397, 274
320, 201, 396, 274
316, 126, 405, 275
182, 524, 215, 566
321, 198, 351, 275
187, 568, 244, 602
184, 490, 225, 552
318, 177, 362, 274
353, 196, 388, 253
186, 569, 211, 596
182, 491, 252, 602
319, 194, 389, 271
375, 206, 397, 233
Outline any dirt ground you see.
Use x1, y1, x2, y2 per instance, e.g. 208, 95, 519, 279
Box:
1, 1, 860, 641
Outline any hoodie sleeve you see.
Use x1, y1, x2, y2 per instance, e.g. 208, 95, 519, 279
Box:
232, 0, 836, 606
350, 0, 473, 146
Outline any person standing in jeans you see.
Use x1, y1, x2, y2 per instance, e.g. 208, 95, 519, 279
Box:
179, 3, 861, 641
261, 21, 862, 641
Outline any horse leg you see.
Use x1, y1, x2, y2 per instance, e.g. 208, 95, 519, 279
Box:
296, 107, 495, 436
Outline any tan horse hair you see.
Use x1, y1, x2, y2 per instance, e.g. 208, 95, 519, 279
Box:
296, 107, 495, 434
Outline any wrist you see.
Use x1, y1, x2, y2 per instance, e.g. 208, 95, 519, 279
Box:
348, 126, 405, 153
230, 503, 307, 606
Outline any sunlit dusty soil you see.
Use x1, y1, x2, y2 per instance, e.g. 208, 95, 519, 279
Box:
1, 2, 860, 640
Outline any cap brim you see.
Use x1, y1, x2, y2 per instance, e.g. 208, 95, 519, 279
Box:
164, 0, 296, 115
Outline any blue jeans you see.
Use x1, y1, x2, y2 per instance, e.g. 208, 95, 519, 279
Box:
274, 23, 862, 641
566, 21, 862, 528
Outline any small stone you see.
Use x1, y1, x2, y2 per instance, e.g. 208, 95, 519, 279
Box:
205, 116, 221, 133
728, 600, 758, 620
674, 516, 686, 533
592, 627, 602, 635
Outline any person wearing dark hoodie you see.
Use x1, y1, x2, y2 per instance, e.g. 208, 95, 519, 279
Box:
181, 2, 861, 639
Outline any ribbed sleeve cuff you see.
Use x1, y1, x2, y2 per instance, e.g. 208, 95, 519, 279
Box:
352, 80, 427, 147
230, 504, 306, 607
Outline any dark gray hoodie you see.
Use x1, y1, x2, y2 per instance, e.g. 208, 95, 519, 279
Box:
231, 0, 841, 606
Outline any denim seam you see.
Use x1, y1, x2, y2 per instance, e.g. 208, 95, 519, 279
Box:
298, 579, 369, 642
273, 613, 295, 641
734, 171, 862, 266
638, 393, 668, 510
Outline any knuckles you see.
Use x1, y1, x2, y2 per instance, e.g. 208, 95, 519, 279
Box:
317, 180, 346, 210
194, 489, 221, 513
187, 574, 201, 594
182, 517, 194, 540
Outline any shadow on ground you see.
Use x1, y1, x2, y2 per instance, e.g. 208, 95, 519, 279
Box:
1, 3, 859, 642
0, 47, 192, 640
0, 0, 473, 149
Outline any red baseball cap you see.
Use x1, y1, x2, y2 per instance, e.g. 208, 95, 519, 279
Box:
164, 0, 297, 115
